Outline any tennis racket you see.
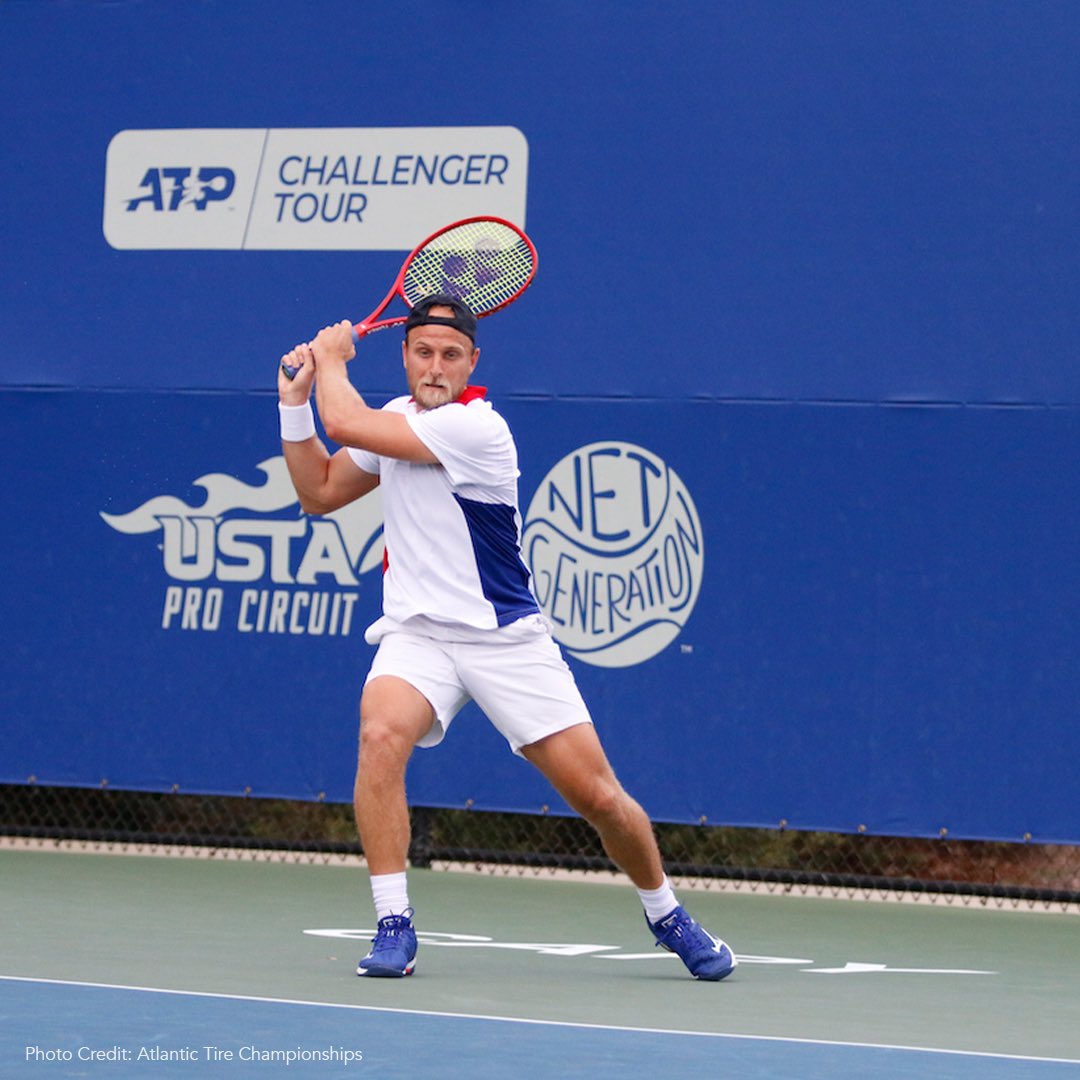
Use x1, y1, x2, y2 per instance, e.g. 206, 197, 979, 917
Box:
282, 215, 537, 379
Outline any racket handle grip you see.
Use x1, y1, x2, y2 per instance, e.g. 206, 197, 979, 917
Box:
283, 325, 361, 377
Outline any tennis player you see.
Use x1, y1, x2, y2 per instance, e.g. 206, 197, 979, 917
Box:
277, 295, 736, 981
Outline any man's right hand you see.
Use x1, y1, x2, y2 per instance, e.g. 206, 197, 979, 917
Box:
278, 342, 316, 404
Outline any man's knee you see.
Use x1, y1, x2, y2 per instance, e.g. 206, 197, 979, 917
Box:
576, 776, 635, 829
359, 676, 434, 764
359, 715, 410, 759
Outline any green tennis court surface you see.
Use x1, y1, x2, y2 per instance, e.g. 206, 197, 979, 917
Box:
2, 848, 1078, 1077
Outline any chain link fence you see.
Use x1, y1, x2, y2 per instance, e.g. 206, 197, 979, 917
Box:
2, 783, 1078, 910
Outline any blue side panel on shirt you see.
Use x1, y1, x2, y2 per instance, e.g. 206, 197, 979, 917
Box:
453, 495, 540, 627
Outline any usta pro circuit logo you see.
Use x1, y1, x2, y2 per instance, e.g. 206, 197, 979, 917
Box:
100, 458, 383, 636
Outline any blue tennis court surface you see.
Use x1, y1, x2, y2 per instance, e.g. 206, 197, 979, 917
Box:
5, 979, 1079, 1080
2, 849, 1079, 1078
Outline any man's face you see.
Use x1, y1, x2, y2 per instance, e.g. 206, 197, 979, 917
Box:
402, 310, 479, 410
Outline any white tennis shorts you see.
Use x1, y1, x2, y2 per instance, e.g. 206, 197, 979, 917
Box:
364, 613, 593, 755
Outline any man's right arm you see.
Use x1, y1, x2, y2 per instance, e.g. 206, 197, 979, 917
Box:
282, 433, 379, 516
278, 340, 379, 515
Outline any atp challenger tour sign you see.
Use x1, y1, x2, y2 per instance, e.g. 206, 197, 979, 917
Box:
100, 443, 703, 666
102, 126, 528, 250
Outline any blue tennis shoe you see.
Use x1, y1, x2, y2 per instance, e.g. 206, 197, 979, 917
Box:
357, 908, 418, 977
648, 906, 737, 981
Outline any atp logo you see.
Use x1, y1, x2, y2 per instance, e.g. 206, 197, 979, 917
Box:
100, 457, 384, 636
522, 443, 704, 668
126, 167, 236, 212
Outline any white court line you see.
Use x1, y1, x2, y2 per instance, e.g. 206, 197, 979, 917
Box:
2, 974, 1078, 1067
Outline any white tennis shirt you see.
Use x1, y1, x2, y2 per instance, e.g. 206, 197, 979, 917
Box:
346, 388, 541, 632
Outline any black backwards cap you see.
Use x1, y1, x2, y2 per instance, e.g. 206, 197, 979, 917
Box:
404, 294, 478, 343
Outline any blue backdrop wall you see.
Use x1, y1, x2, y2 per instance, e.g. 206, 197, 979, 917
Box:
2, 1, 1077, 843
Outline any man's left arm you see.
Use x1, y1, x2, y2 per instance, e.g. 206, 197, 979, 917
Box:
311, 320, 437, 463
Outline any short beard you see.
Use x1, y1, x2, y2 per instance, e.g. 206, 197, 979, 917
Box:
413, 382, 455, 410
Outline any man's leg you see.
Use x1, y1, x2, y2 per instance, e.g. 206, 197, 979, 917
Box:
520, 722, 664, 889
522, 722, 737, 981
353, 675, 433, 978
354, 674, 435, 875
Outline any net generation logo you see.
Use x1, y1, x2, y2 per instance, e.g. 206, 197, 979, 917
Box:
522, 443, 704, 668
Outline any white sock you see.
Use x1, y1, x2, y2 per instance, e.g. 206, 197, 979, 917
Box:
370, 872, 410, 921
637, 876, 679, 924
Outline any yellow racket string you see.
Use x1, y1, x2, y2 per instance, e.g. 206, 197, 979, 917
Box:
402, 220, 534, 315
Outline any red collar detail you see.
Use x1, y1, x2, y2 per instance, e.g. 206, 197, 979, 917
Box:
456, 385, 487, 404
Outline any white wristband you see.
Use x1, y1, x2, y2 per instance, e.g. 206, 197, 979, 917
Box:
279, 401, 316, 442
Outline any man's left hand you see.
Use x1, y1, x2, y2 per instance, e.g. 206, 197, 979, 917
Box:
311, 320, 357, 368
